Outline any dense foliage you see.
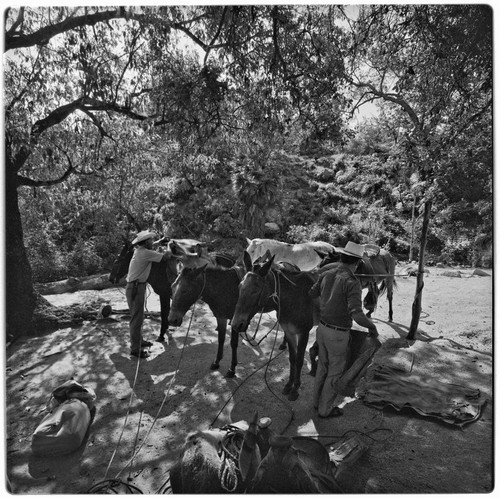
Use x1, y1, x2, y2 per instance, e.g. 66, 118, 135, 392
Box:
4, 5, 492, 339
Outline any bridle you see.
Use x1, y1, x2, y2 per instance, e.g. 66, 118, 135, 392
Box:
238, 268, 289, 346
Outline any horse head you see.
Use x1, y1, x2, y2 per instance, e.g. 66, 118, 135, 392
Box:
315, 248, 339, 268
232, 253, 275, 332
168, 264, 208, 327
109, 240, 132, 284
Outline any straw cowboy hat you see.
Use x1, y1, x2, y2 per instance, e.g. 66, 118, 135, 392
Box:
335, 241, 364, 259
132, 230, 156, 245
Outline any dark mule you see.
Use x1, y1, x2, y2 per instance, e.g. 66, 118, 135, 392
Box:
109, 238, 235, 342
168, 262, 243, 377
318, 247, 397, 322
231, 252, 317, 401
109, 240, 178, 342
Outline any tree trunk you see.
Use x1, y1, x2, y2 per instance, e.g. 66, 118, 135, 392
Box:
35, 274, 118, 295
409, 195, 416, 261
5, 160, 36, 340
407, 199, 432, 340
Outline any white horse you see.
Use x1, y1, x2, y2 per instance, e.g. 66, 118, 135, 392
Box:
245, 238, 334, 271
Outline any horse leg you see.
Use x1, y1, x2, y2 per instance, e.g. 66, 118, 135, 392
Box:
210, 317, 227, 371
281, 329, 301, 401
279, 333, 287, 350
289, 330, 308, 400
363, 282, 379, 318
309, 340, 319, 377
282, 343, 296, 398
157, 293, 170, 342
226, 328, 239, 378
387, 282, 394, 322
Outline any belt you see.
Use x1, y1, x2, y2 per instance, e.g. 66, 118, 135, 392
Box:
319, 320, 350, 332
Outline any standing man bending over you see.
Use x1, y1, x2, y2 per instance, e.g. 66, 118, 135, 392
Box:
309, 241, 378, 418
126, 230, 168, 358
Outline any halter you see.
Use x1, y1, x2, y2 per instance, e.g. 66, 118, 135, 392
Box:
239, 269, 283, 346
172, 268, 207, 304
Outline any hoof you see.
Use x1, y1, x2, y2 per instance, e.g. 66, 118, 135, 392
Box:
225, 369, 236, 378
210, 363, 220, 371
279, 342, 287, 350
157, 335, 165, 343
282, 384, 292, 395
287, 390, 299, 401
308, 370, 317, 377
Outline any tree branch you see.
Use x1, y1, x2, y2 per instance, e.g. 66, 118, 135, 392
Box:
5, 7, 24, 37
30, 97, 152, 141
17, 163, 76, 187
350, 78, 423, 133
5, 8, 136, 51
203, 7, 227, 65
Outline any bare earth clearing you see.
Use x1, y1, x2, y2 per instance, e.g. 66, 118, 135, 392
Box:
5, 267, 493, 494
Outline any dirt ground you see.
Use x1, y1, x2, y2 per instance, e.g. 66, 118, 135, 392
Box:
5, 266, 493, 494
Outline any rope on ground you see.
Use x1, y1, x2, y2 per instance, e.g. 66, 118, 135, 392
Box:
103, 340, 143, 479
113, 304, 195, 481
210, 273, 295, 433
87, 478, 144, 494
208, 345, 287, 429
313, 409, 394, 444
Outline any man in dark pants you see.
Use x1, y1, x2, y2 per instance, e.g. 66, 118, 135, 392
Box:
309, 241, 378, 418
126, 230, 169, 358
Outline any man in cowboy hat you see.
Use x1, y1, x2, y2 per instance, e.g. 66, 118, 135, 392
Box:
309, 241, 378, 418
126, 230, 169, 358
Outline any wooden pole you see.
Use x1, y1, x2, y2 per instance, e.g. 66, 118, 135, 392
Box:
409, 194, 416, 262
407, 199, 432, 340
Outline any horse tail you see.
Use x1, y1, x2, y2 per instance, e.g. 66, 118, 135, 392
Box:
379, 253, 397, 295
379, 279, 387, 297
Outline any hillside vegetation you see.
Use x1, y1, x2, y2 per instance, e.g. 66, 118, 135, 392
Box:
22, 141, 492, 284
5, 6, 492, 338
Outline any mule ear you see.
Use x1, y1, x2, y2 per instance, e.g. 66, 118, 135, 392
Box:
169, 240, 183, 257
258, 255, 275, 276
263, 249, 273, 261
243, 250, 253, 272
246, 237, 252, 246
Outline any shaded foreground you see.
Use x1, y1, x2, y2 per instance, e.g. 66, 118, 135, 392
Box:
5, 269, 493, 493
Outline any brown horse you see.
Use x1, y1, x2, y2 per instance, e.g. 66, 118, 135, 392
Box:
109, 240, 178, 342
168, 262, 243, 377
109, 239, 235, 342
231, 252, 317, 401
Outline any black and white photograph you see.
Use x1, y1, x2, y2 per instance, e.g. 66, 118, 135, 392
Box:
3, 4, 493, 494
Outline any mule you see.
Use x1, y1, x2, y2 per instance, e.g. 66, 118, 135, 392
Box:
170, 415, 341, 493
169, 239, 235, 269
109, 239, 234, 342
318, 247, 397, 322
246, 238, 334, 271
168, 262, 244, 377
231, 252, 317, 401
109, 240, 178, 342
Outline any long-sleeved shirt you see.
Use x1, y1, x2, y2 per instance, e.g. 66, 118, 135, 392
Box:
309, 263, 363, 329
126, 246, 164, 283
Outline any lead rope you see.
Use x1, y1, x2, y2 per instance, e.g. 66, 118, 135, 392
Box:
112, 274, 207, 480
103, 286, 149, 480
113, 299, 198, 481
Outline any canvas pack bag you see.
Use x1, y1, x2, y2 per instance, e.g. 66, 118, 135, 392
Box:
31, 379, 95, 457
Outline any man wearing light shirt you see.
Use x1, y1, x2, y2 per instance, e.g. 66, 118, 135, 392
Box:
126, 230, 168, 358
